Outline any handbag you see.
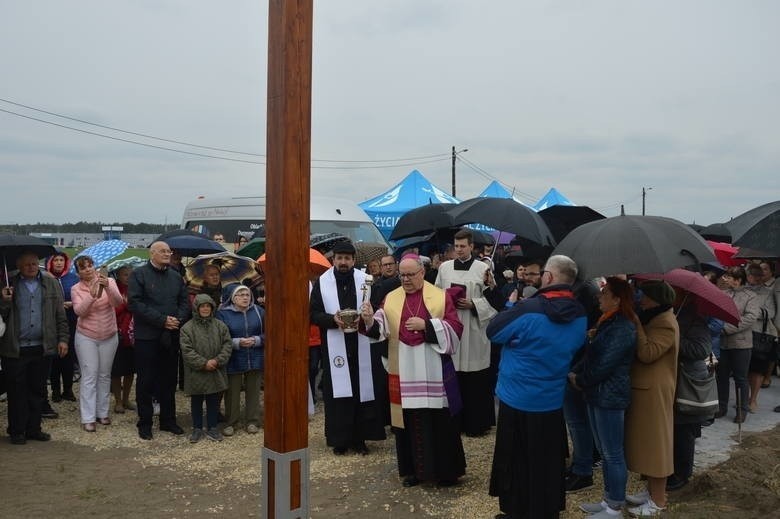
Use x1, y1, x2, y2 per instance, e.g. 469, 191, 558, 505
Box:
752, 309, 779, 361
675, 365, 719, 416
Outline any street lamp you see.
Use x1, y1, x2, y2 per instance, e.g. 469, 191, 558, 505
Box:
642, 187, 653, 215
451, 146, 468, 197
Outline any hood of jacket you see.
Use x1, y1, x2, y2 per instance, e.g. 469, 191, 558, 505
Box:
192, 293, 216, 322
46, 252, 73, 278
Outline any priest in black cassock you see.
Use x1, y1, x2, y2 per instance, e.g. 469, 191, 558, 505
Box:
309, 241, 387, 455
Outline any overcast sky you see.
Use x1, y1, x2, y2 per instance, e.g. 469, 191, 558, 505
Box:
1, 1, 778, 227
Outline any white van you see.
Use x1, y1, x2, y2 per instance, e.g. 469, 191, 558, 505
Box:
181, 195, 389, 247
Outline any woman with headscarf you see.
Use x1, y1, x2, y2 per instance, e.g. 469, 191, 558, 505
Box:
216, 283, 265, 436
46, 251, 79, 403
570, 277, 637, 518
624, 280, 680, 517
71, 256, 124, 431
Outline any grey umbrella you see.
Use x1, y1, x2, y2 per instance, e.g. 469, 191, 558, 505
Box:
725, 200, 780, 256
551, 215, 717, 280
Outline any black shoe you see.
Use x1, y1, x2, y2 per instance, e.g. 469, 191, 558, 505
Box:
351, 441, 369, 455
701, 418, 715, 427
27, 431, 51, 442
666, 475, 689, 491
332, 446, 348, 455
138, 428, 153, 440
733, 413, 747, 424
464, 429, 488, 438
61, 391, 77, 402
565, 473, 594, 493
51, 392, 62, 403
10, 434, 27, 445
774, 405, 780, 413
402, 476, 420, 487
160, 423, 184, 435
436, 479, 458, 487
714, 408, 727, 419
41, 408, 59, 419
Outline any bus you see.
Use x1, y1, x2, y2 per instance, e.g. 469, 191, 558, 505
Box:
180, 195, 390, 249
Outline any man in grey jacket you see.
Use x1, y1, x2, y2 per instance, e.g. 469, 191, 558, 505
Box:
0, 251, 69, 444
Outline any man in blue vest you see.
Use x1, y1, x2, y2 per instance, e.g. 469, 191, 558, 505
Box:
0, 251, 69, 444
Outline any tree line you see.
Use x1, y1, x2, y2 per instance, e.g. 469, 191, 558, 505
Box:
0, 222, 170, 234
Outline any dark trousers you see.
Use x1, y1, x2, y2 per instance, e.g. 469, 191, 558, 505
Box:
134, 339, 179, 431
50, 344, 75, 396
308, 345, 322, 402
673, 422, 701, 481
191, 393, 219, 430
3, 347, 47, 436
716, 348, 751, 416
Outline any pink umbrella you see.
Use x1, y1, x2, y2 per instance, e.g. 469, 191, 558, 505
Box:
632, 269, 740, 325
705, 240, 742, 267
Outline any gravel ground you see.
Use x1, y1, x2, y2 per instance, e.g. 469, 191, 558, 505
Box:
1, 381, 779, 518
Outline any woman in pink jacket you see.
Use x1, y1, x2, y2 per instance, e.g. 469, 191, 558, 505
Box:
71, 256, 124, 431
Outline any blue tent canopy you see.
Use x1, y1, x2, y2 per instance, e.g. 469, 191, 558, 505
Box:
532, 188, 574, 211
359, 170, 460, 238
478, 180, 529, 205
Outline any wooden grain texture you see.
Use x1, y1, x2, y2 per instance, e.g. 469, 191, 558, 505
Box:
263, 0, 313, 516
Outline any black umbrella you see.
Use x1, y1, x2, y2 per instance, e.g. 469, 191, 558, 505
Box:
151, 229, 226, 257
725, 200, 780, 256
447, 197, 556, 247
309, 232, 350, 253
538, 205, 606, 243
698, 222, 732, 243
0, 233, 57, 285
551, 214, 717, 280
389, 203, 458, 241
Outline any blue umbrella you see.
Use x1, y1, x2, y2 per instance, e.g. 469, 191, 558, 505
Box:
106, 256, 147, 273
72, 239, 130, 271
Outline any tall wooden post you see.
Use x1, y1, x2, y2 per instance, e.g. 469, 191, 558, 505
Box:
262, 1, 313, 518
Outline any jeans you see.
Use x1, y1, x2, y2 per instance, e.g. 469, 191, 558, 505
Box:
563, 384, 594, 476
191, 393, 220, 430
716, 348, 751, 415
587, 405, 627, 509
75, 331, 118, 423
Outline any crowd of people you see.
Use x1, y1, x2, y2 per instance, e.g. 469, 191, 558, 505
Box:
0, 231, 778, 519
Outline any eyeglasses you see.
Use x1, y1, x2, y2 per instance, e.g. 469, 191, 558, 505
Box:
399, 270, 422, 279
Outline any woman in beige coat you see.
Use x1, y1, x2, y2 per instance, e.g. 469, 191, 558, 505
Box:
624, 280, 680, 517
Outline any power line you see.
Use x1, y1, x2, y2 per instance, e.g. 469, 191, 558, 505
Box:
0, 107, 451, 170
0, 97, 450, 164
456, 155, 538, 202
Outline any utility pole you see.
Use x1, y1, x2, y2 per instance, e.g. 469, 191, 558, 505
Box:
451, 146, 456, 197
642, 187, 652, 215
451, 147, 468, 197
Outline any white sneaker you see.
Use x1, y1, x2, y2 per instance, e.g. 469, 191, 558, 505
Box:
223, 425, 235, 437
628, 498, 665, 517
588, 508, 623, 518
626, 489, 650, 506
580, 501, 607, 514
